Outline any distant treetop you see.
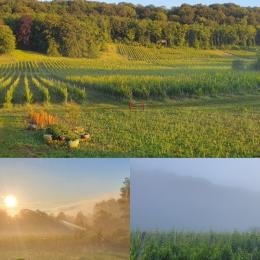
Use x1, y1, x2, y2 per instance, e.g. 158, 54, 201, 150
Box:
0, 0, 259, 57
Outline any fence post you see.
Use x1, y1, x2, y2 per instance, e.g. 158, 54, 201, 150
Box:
141, 100, 145, 111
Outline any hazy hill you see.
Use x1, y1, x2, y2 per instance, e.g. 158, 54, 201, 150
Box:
0, 209, 79, 236
131, 171, 260, 232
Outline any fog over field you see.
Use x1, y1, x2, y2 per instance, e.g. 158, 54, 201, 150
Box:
131, 159, 260, 232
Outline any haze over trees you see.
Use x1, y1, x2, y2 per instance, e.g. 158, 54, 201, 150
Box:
0, 0, 259, 56
0, 177, 130, 247
131, 171, 260, 232
130, 160, 260, 259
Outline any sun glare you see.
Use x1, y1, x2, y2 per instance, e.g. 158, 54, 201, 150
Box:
4, 195, 17, 209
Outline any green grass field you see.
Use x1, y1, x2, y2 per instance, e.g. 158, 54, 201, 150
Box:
0, 45, 259, 157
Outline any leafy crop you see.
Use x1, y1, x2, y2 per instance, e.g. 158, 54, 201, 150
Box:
0, 59, 87, 106
131, 231, 260, 260
0, 47, 258, 157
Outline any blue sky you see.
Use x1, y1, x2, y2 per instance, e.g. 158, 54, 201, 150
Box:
0, 159, 129, 212
131, 159, 260, 192
99, 0, 259, 7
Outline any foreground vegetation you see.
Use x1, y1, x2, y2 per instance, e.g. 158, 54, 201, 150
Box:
0, 96, 259, 157
131, 231, 260, 259
0, 236, 128, 260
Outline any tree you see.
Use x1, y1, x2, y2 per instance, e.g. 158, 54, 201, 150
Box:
0, 25, 16, 54
47, 38, 60, 57
74, 211, 88, 228
0, 1, 259, 55
30, 16, 48, 53
56, 211, 67, 221
119, 177, 130, 224
16, 15, 33, 50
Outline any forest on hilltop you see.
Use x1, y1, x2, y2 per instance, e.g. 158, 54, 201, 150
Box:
0, 0, 259, 57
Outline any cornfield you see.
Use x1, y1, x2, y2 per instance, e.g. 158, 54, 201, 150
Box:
131, 231, 260, 260
0, 60, 86, 106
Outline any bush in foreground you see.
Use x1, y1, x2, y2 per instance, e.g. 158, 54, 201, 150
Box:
0, 25, 16, 54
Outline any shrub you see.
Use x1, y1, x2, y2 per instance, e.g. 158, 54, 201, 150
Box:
0, 25, 16, 54
47, 38, 60, 57
45, 124, 69, 140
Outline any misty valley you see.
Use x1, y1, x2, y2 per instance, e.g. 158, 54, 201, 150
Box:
0, 190, 129, 260
0, 159, 130, 260
130, 159, 260, 260
0, 206, 128, 260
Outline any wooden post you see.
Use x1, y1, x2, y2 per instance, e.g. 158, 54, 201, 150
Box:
141, 100, 145, 111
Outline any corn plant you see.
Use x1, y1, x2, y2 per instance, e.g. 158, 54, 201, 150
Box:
4, 76, 20, 107
24, 75, 33, 104
32, 77, 50, 104
39, 77, 68, 104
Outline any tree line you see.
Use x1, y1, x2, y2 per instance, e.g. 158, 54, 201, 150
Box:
0, 0, 259, 57
57, 177, 130, 246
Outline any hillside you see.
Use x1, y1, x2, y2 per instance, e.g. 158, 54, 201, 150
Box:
0, 209, 78, 236
131, 171, 260, 231
0, 1, 259, 58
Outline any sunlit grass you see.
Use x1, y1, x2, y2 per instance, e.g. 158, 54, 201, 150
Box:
0, 235, 128, 260
0, 45, 258, 157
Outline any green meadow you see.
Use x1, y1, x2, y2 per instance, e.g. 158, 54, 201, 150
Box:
0, 45, 259, 157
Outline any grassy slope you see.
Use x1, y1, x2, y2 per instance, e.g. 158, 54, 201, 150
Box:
0, 47, 259, 157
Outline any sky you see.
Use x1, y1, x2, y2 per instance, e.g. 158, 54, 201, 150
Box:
0, 159, 129, 214
98, 0, 259, 8
131, 158, 260, 192
131, 159, 260, 231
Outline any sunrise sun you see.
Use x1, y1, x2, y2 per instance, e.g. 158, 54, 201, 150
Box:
4, 195, 17, 209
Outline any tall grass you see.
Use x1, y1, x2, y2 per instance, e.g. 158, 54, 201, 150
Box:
24, 75, 33, 104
